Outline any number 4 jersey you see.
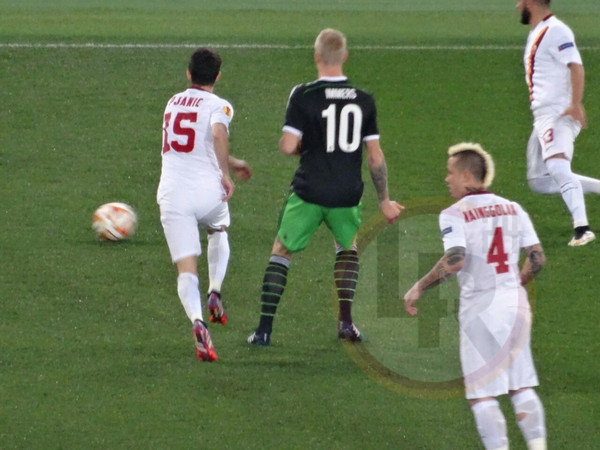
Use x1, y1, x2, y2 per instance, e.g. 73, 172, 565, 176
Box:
283, 77, 379, 208
439, 191, 540, 313
158, 87, 234, 199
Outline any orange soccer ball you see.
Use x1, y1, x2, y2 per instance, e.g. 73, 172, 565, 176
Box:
92, 202, 137, 241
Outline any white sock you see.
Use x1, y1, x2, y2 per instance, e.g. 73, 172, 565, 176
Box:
177, 272, 203, 322
207, 231, 230, 294
545, 158, 588, 227
471, 400, 508, 450
511, 389, 546, 450
529, 174, 600, 195
577, 174, 600, 194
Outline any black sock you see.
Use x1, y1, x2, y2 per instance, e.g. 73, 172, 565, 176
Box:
257, 256, 290, 334
334, 250, 359, 323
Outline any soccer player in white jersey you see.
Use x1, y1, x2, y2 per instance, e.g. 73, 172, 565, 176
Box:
518, 0, 598, 246
404, 143, 547, 450
157, 48, 252, 361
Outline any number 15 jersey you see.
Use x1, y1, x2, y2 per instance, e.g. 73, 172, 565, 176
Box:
439, 191, 540, 311
158, 87, 234, 200
283, 77, 379, 208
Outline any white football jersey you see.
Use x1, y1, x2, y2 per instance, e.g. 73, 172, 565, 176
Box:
158, 87, 234, 198
523, 14, 582, 112
439, 192, 540, 314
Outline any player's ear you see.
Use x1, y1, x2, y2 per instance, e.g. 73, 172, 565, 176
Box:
216, 71, 222, 82
186, 70, 192, 82
342, 50, 348, 63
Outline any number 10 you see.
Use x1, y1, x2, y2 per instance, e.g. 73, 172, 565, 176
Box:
322, 103, 363, 153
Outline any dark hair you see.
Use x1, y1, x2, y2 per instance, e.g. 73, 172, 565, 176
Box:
452, 150, 487, 183
188, 48, 222, 86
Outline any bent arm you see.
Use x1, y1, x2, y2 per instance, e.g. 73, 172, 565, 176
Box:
228, 155, 252, 181
366, 139, 404, 223
212, 123, 235, 200
520, 243, 545, 286
569, 63, 585, 105
366, 139, 389, 203
565, 63, 587, 127
416, 246, 465, 291
213, 123, 230, 173
403, 246, 465, 315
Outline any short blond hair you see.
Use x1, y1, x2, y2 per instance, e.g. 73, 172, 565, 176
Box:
448, 142, 495, 188
314, 28, 347, 65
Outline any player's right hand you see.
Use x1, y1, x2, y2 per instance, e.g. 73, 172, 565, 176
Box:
403, 283, 421, 316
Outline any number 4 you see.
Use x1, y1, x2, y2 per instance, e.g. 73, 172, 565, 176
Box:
487, 227, 509, 274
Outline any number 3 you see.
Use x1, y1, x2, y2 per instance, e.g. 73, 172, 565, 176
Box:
487, 227, 509, 274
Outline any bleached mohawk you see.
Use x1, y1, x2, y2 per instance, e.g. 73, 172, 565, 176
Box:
448, 142, 495, 188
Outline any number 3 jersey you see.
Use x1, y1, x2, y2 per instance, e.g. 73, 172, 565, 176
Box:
283, 77, 379, 208
158, 87, 234, 200
439, 192, 540, 315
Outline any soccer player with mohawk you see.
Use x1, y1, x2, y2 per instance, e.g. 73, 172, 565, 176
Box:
404, 143, 547, 450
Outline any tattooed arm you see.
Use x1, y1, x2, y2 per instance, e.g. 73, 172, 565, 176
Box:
366, 139, 404, 223
520, 243, 545, 286
403, 246, 466, 316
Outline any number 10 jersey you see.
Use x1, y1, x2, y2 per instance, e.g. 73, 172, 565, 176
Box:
283, 77, 379, 208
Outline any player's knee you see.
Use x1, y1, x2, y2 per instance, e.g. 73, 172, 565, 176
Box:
511, 389, 546, 441
528, 178, 545, 193
545, 157, 573, 178
470, 399, 508, 450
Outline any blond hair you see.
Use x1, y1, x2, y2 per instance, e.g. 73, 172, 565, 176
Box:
448, 142, 495, 188
314, 28, 347, 65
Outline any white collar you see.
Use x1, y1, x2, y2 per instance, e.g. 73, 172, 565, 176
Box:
318, 76, 348, 82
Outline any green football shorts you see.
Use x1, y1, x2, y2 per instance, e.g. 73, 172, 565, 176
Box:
277, 192, 362, 253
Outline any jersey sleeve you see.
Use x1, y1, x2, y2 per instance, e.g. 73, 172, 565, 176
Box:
549, 24, 582, 66
362, 95, 379, 142
282, 85, 304, 137
439, 206, 466, 251
515, 203, 541, 248
210, 100, 234, 131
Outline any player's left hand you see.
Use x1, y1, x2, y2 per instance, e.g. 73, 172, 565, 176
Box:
221, 175, 235, 201
562, 103, 587, 129
380, 200, 404, 224
403, 283, 421, 316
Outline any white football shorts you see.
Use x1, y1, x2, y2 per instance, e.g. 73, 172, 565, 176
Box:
459, 291, 539, 399
527, 107, 582, 179
159, 187, 230, 263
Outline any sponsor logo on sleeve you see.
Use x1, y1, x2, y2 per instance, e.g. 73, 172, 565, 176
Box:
222, 105, 233, 118
558, 42, 574, 51
441, 226, 453, 237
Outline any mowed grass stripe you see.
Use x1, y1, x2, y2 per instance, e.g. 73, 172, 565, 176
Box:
3, 42, 600, 51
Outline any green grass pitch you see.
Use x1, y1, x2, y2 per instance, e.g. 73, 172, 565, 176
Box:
1, 1, 599, 448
